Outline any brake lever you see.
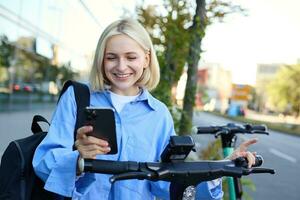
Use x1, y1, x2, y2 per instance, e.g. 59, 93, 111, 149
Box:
252, 130, 269, 135
242, 167, 275, 175
109, 172, 155, 183
251, 167, 275, 174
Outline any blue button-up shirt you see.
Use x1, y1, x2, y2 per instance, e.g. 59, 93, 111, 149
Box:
33, 85, 222, 199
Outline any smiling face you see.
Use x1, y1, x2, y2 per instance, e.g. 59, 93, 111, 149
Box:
103, 34, 150, 96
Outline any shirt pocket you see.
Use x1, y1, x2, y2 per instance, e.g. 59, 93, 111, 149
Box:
126, 134, 154, 162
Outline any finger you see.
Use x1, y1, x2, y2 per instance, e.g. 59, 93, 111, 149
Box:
92, 137, 109, 147
239, 138, 258, 151
76, 126, 93, 139
240, 151, 255, 168
74, 140, 81, 149
227, 150, 242, 160
78, 146, 111, 158
247, 152, 256, 168
80, 136, 109, 147
78, 144, 100, 151
79, 144, 110, 152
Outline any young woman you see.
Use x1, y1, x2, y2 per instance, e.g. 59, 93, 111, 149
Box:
33, 19, 257, 200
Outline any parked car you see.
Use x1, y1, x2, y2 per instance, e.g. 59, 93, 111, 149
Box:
23, 85, 33, 92
13, 83, 36, 93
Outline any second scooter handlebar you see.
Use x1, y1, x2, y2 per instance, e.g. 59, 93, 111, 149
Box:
193, 123, 269, 136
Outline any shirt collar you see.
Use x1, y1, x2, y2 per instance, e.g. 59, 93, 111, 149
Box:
101, 88, 157, 111
136, 88, 157, 111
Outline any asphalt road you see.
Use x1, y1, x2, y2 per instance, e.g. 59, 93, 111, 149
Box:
0, 109, 299, 199
192, 111, 300, 200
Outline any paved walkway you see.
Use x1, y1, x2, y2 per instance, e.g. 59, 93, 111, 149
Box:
0, 102, 56, 112
246, 110, 300, 125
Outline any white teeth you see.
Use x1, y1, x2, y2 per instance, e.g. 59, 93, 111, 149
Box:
114, 73, 130, 78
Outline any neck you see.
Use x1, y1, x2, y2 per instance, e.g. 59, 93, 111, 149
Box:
110, 87, 140, 96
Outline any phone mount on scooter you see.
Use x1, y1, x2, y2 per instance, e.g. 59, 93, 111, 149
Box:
160, 136, 195, 163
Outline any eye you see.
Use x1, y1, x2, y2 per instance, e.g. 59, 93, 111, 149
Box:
127, 54, 138, 60
127, 56, 137, 60
106, 56, 116, 60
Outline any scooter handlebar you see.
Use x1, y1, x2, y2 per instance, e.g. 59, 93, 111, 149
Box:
81, 155, 275, 185
82, 159, 139, 174
194, 123, 269, 136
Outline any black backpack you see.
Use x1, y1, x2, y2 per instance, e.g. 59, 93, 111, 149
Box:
0, 80, 90, 200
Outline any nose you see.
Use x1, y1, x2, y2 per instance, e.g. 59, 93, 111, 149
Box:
116, 57, 127, 71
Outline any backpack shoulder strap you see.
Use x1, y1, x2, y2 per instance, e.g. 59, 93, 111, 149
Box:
58, 80, 89, 104
31, 115, 50, 134
31, 80, 90, 136
59, 80, 90, 139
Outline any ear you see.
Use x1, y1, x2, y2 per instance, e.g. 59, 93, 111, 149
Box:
144, 51, 150, 68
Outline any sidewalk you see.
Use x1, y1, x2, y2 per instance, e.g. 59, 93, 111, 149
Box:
246, 110, 300, 125
0, 102, 56, 112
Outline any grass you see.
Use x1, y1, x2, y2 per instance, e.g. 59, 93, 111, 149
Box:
207, 111, 300, 137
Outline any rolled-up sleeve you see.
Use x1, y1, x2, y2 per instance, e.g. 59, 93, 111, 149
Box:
32, 86, 96, 197
196, 180, 223, 200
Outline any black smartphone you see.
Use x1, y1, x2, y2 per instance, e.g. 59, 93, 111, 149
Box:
84, 107, 118, 154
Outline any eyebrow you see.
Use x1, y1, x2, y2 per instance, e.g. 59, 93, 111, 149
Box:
105, 52, 138, 55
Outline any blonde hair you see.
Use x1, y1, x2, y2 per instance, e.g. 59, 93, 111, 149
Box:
89, 19, 160, 91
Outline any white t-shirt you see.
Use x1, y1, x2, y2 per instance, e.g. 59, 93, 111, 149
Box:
109, 91, 139, 113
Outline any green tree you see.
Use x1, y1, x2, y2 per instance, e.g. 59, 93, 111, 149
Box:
0, 35, 15, 83
136, 1, 244, 134
15, 46, 41, 83
58, 62, 78, 84
179, 0, 207, 134
0, 35, 14, 67
137, 0, 192, 107
179, 0, 245, 134
267, 64, 300, 117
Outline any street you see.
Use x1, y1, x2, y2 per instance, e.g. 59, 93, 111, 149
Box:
0, 109, 299, 199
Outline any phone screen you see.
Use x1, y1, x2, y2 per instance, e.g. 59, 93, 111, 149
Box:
84, 107, 118, 154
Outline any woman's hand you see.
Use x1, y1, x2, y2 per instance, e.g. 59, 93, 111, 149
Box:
227, 138, 258, 168
75, 125, 111, 159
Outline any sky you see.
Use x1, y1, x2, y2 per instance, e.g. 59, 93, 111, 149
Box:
1, 0, 300, 85
200, 0, 300, 85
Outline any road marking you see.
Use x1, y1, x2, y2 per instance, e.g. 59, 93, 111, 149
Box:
269, 148, 297, 163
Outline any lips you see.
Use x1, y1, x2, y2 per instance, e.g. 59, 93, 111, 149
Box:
113, 73, 132, 78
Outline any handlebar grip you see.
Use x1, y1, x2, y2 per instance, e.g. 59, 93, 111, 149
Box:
251, 125, 267, 131
253, 155, 263, 167
193, 126, 219, 134
83, 159, 139, 174
235, 155, 264, 168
